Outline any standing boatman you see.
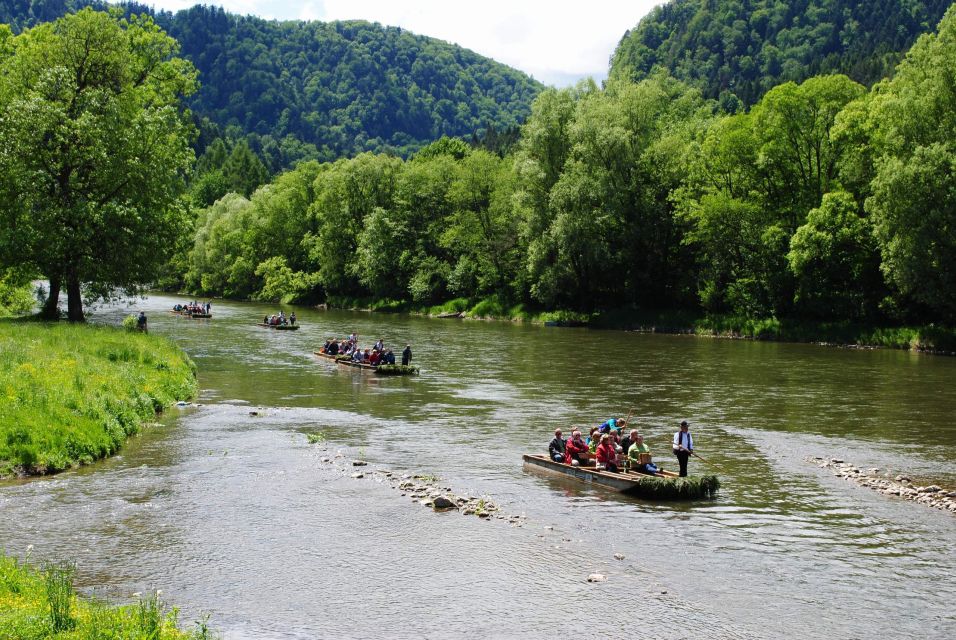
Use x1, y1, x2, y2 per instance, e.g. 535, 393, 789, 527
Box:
402, 344, 412, 366
672, 420, 694, 477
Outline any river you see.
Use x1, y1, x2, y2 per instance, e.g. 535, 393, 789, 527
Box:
2, 294, 955, 639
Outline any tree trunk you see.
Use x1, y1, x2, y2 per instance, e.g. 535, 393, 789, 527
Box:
39, 276, 62, 320
66, 271, 85, 323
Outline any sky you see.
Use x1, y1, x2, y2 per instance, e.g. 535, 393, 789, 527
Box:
141, 1, 662, 86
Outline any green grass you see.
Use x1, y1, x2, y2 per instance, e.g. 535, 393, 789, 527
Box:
373, 364, 418, 376
689, 315, 956, 351
0, 553, 213, 639
629, 474, 721, 500
0, 320, 198, 478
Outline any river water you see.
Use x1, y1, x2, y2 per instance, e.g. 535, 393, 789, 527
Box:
2, 294, 955, 639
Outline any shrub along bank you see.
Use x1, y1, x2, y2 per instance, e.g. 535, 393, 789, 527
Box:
322, 295, 956, 353
0, 553, 212, 639
0, 321, 197, 478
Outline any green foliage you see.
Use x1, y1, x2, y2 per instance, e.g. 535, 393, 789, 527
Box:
0, 8, 198, 321
788, 191, 881, 319
0, 553, 212, 639
44, 563, 75, 633
0, 321, 197, 477
122, 314, 139, 332
374, 365, 419, 376
154, 3, 956, 336
861, 7, 956, 321
0, 1, 544, 162
629, 474, 721, 500
611, 0, 952, 106
0, 267, 35, 317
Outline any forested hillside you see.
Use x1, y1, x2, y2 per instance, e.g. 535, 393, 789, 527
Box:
0, 1, 543, 162
610, 0, 952, 107
172, 5, 956, 332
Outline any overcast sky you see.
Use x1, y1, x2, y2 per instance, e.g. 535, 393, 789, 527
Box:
141, 1, 662, 86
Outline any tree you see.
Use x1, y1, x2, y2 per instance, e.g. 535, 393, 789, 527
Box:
788, 191, 881, 320
0, 8, 197, 321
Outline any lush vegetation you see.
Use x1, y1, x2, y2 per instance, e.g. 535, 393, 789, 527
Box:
631, 474, 721, 500
172, 5, 956, 341
0, 553, 212, 639
0, 321, 197, 478
610, 0, 952, 107
0, 268, 35, 317
0, 1, 544, 166
0, 8, 198, 321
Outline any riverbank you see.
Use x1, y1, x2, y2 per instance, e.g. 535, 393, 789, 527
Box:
319, 294, 956, 354
0, 320, 197, 479
0, 552, 211, 639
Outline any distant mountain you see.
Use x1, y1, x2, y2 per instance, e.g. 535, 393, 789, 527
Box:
610, 0, 952, 107
1, 2, 544, 161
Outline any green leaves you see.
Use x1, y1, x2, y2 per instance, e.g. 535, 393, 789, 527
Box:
0, 8, 197, 320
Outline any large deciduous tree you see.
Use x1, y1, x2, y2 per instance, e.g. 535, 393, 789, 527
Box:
0, 8, 197, 320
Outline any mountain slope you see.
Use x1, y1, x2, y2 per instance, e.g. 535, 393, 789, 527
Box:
1, 2, 544, 159
610, 0, 952, 106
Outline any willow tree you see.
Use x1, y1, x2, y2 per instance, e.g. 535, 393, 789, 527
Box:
0, 8, 197, 321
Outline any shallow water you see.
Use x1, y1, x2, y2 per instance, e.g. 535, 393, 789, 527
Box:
3, 295, 955, 638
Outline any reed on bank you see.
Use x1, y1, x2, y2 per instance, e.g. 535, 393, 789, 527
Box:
0, 320, 197, 478
0, 552, 212, 639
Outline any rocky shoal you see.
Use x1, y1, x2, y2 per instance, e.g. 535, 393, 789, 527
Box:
806, 456, 956, 515
316, 448, 526, 526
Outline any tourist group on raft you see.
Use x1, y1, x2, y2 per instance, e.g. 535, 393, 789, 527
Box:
319, 333, 412, 367
263, 310, 296, 326
173, 302, 211, 314
548, 418, 697, 477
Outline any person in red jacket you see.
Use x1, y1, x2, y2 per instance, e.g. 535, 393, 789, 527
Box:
564, 430, 589, 466
595, 434, 620, 472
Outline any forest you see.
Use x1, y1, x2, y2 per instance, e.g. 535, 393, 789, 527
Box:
1, 2, 956, 335
610, 0, 953, 107
0, 0, 543, 166
172, 4, 956, 330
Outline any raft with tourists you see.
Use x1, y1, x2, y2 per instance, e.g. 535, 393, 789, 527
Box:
314, 350, 418, 375
522, 454, 719, 500
257, 322, 299, 330
258, 311, 299, 330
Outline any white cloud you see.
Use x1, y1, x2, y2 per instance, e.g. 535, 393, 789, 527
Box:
143, 1, 661, 86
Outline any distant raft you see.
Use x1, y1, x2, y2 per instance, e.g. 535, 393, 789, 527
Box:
313, 351, 418, 375
522, 454, 719, 500
257, 323, 299, 330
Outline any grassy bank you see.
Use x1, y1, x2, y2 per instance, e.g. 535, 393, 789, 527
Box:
0, 552, 211, 639
0, 320, 197, 478
591, 311, 956, 353
322, 294, 956, 353
324, 294, 590, 325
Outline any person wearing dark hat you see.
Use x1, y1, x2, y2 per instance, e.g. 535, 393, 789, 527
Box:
672, 420, 694, 477
402, 345, 412, 366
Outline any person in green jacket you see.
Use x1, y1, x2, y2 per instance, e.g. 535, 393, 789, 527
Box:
627, 434, 659, 474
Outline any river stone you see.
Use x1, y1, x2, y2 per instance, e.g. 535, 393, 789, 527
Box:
432, 495, 457, 510
351, 472, 364, 479
831, 458, 844, 463
614, 553, 625, 561
587, 574, 607, 583
352, 460, 367, 466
